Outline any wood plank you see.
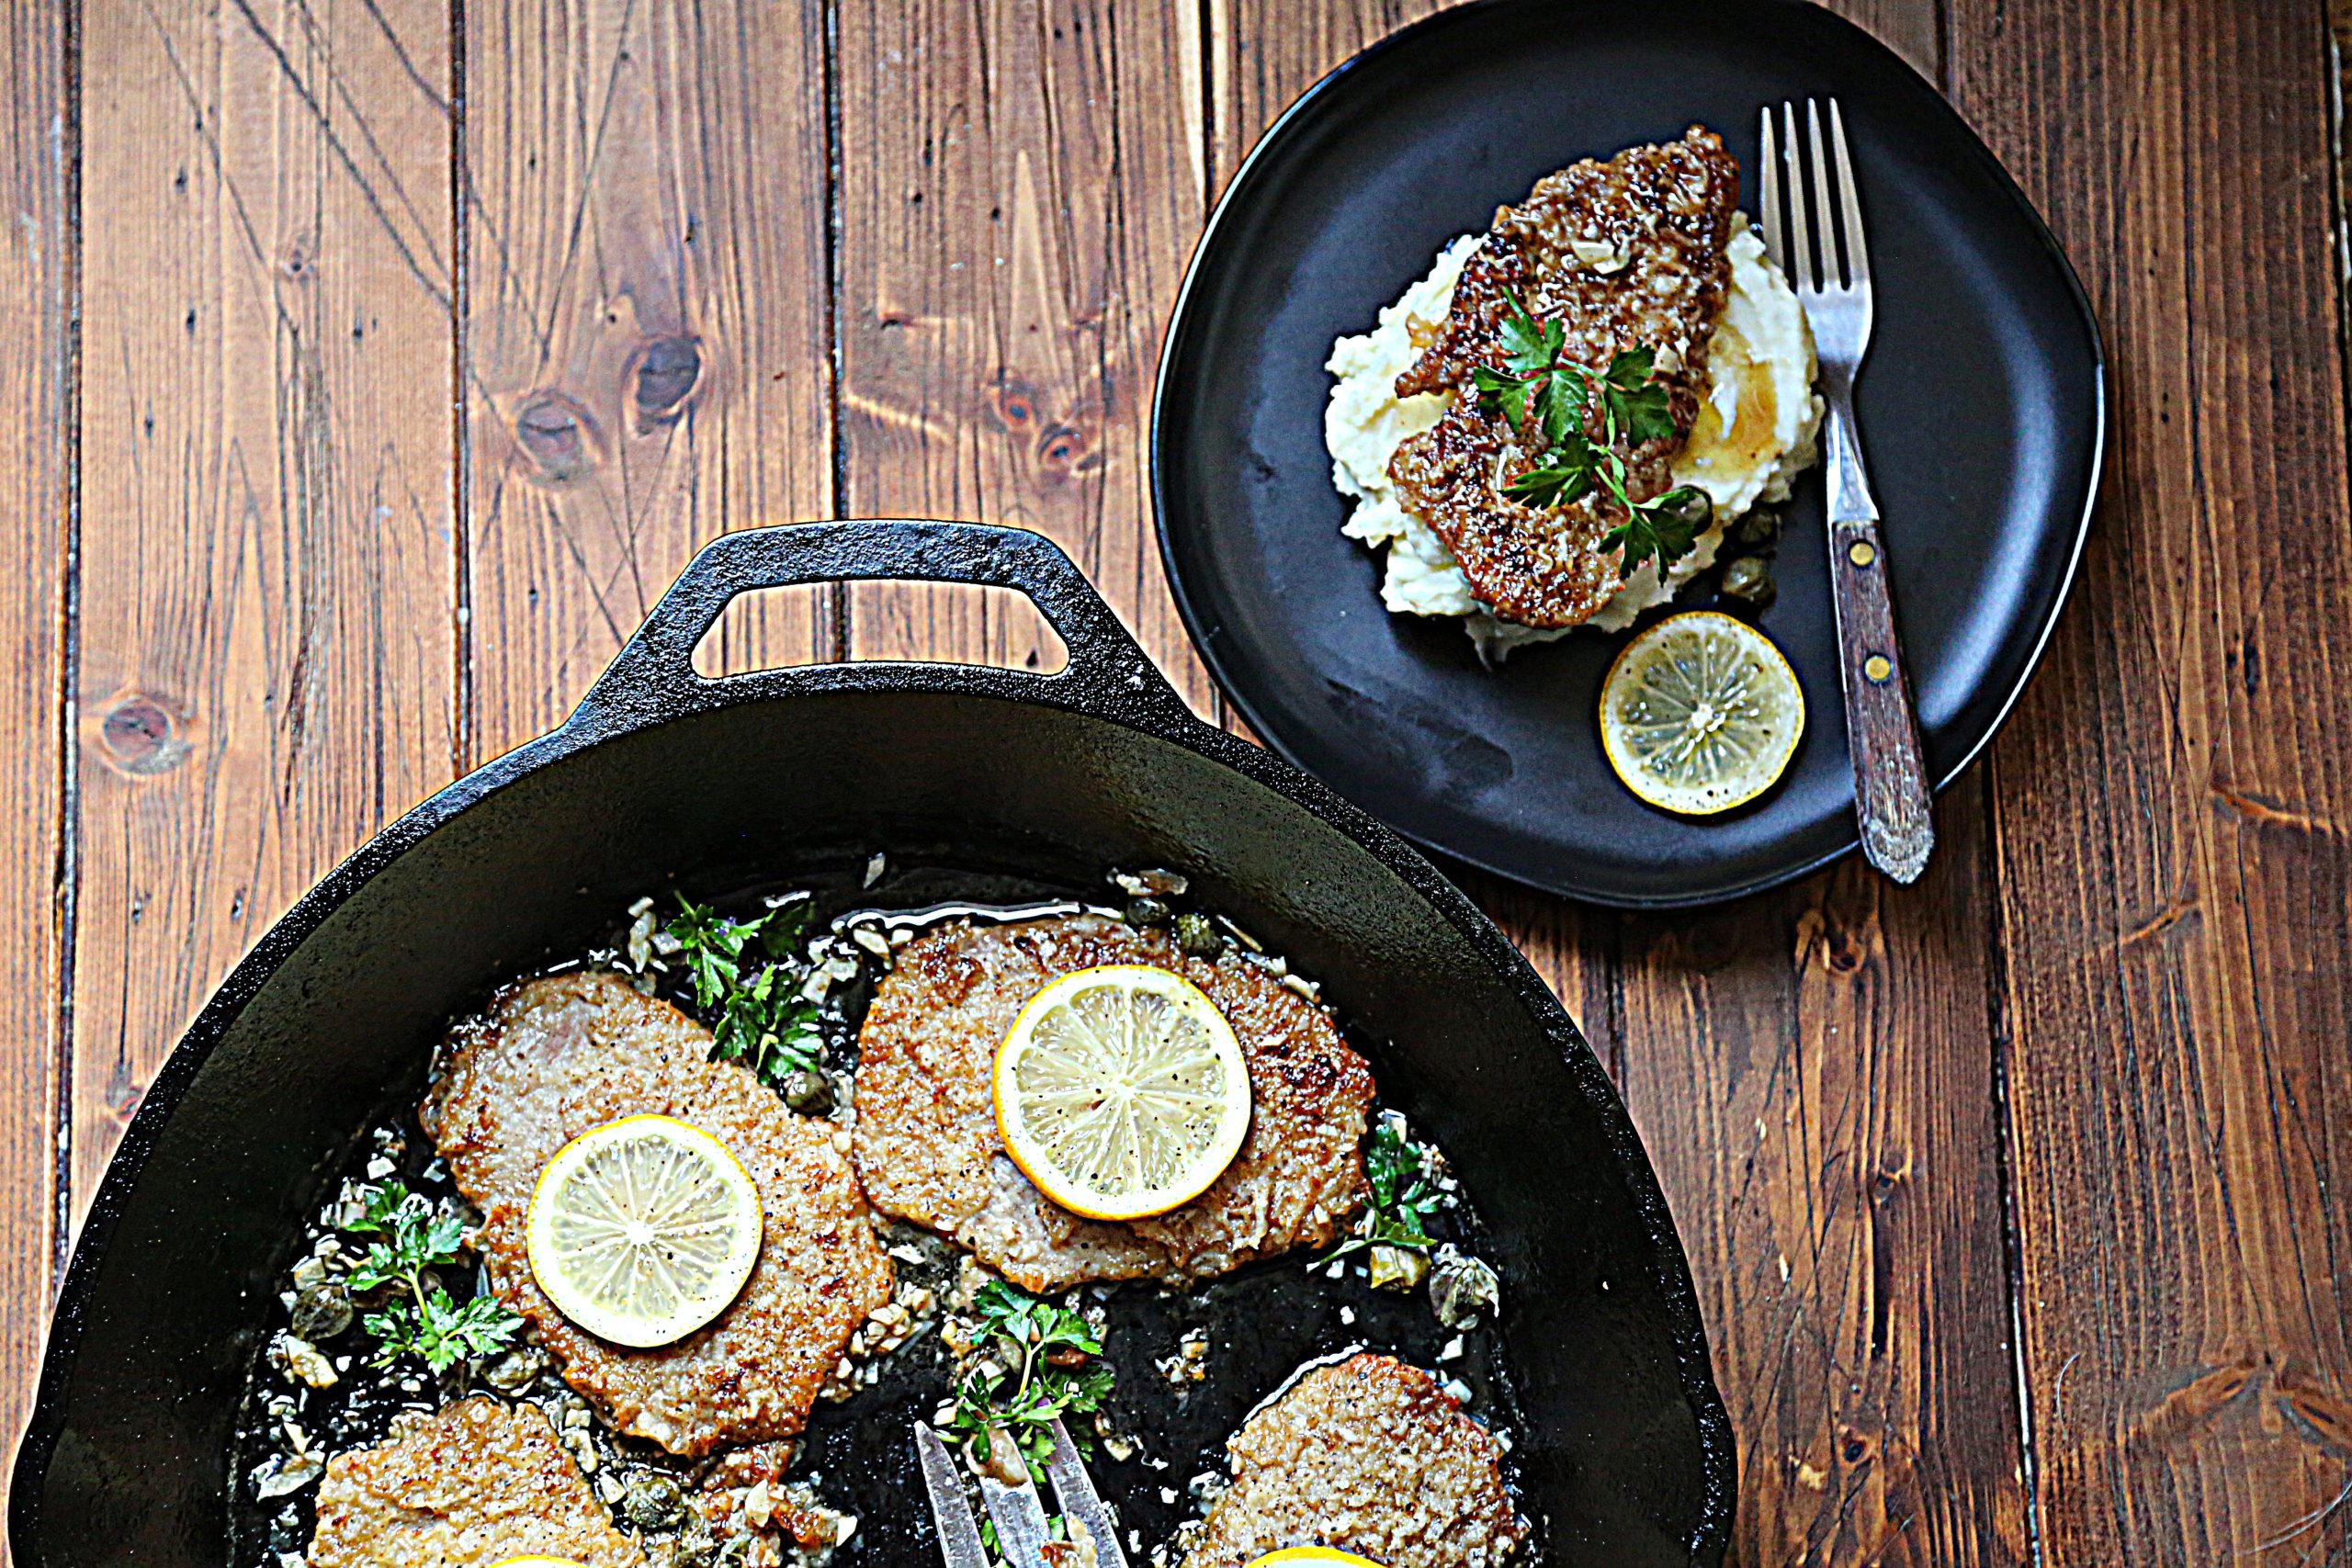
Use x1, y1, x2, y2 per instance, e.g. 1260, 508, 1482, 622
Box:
0, 0, 71, 1493
1214, 2, 2030, 1562
1952, 0, 2352, 1560
1614, 803, 2029, 1567
833, 0, 1216, 716
73, 0, 458, 1209
462, 0, 836, 757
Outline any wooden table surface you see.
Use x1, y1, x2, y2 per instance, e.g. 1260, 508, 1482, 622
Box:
4, 0, 2348, 1562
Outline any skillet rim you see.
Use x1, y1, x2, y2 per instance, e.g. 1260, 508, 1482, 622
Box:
1147, 0, 2109, 909
10, 520, 1737, 1564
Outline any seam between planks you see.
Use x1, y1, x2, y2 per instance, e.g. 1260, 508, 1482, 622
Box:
822, 0, 847, 654
1930, 0, 2050, 1552
449, 0, 473, 773
1983, 814, 2045, 1568
2330, 0, 2351, 469
50, 0, 84, 1295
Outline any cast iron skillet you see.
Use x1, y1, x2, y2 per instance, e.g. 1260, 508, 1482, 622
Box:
10, 521, 1734, 1566
1152, 0, 2105, 908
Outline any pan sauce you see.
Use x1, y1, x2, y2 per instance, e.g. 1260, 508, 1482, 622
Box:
232, 862, 1528, 1568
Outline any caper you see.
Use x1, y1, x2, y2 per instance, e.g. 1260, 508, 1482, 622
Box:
1124, 896, 1172, 929
1734, 506, 1783, 547
289, 1281, 353, 1342
481, 1346, 548, 1394
783, 1069, 835, 1116
1428, 1247, 1502, 1329
1171, 912, 1224, 958
1720, 555, 1776, 607
1367, 1244, 1430, 1292
621, 1472, 690, 1531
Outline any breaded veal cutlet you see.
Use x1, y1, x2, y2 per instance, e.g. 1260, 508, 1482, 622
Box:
853, 915, 1375, 1293
424, 971, 894, 1461
1184, 1353, 1530, 1568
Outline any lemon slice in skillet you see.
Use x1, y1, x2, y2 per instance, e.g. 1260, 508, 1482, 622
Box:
994, 964, 1252, 1222
525, 1114, 763, 1348
1245, 1551, 1387, 1568
1599, 610, 1805, 815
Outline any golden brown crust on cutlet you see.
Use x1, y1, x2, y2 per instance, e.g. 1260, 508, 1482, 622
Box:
1389, 128, 1740, 628
1183, 1355, 1529, 1568
424, 972, 893, 1459
309, 1397, 644, 1568
851, 915, 1374, 1293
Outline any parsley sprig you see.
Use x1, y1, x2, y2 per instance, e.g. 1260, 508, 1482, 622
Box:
1328, 1117, 1447, 1263
344, 1181, 522, 1372
1470, 289, 1712, 581
944, 1280, 1114, 1484
666, 897, 825, 1087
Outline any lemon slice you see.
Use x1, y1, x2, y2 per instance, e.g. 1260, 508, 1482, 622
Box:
490, 1560, 589, 1568
993, 964, 1252, 1222
525, 1114, 763, 1348
1600, 610, 1804, 815
1245, 1551, 1387, 1568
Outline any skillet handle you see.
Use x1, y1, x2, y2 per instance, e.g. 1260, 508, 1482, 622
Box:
568, 520, 1198, 731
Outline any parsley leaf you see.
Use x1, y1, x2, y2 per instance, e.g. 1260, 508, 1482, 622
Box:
1602, 348, 1678, 447
1603, 344, 1656, 390
943, 1280, 1114, 1484
1537, 363, 1589, 448
1503, 462, 1593, 510
1600, 486, 1707, 581
1472, 364, 1535, 429
366, 1290, 522, 1373
1496, 292, 1563, 378
665, 897, 826, 1088
344, 1181, 521, 1372
1327, 1116, 1446, 1263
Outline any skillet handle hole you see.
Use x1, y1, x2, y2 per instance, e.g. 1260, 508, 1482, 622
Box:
691, 581, 1070, 680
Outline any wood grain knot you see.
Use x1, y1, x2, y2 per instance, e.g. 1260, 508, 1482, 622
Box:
632, 335, 704, 429
96, 695, 190, 777
513, 392, 599, 482
990, 373, 1041, 433
1036, 421, 1102, 480
1824, 925, 1869, 975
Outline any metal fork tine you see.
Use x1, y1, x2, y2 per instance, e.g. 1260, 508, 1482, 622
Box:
978, 1463, 1057, 1568
1758, 107, 1785, 265
1827, 97, 1869, 285
1044, 1419, 1133, 1568
915, 1426, 992, 1568
1805, 98, 1842, 288
1780, 101, 1813, 291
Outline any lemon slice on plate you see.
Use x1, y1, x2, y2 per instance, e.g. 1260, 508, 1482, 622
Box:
1600, 610, 1805, 815
994, 964, 1252, 1222
525, 1114, 763, 1348
1245, 1551, 1387, 1568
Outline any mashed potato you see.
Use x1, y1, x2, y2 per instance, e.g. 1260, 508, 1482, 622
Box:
1325, 216, 1822, 660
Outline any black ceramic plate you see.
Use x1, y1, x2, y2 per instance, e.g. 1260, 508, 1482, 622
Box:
1153, 0, 2102, 908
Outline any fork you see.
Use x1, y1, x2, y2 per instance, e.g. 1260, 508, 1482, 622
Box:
1759, 99, 1935, 883
916, 1419, 1132, 1568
